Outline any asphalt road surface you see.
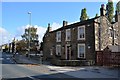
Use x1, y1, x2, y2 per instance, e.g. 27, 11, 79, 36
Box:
1, 52, 78, 80
1, 52, 119, 80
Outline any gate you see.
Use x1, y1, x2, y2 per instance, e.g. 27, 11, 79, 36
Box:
96, 51, 120, 67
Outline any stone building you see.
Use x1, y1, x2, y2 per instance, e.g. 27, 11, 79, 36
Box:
112, 11, 120, 46
42, 4, 120, 66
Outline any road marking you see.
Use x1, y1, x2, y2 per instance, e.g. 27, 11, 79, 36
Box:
28, 76, 40, 80
47, 65, 76, 73
6, 58, 10, 60
23, 64, 39, 67
0, 58, 3, 60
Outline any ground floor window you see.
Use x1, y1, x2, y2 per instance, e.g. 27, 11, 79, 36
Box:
78, 44, 85, 58
50, 49, 53, 55
56, 45, 61, 55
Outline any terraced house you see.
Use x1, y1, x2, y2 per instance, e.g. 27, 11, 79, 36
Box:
42, 4, 120, 66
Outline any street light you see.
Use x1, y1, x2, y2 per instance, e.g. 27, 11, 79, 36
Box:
28, 12, 31, 26
28, 12, 31, 56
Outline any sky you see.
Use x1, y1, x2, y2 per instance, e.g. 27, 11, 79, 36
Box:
0, 1, 118, 45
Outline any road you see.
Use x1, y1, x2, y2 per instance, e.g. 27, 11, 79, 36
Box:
0, 51, 119, 80
1, 52, 76, 80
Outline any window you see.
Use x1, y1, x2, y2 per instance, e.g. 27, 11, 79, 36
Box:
78, 44, 85, 58
56, 45, 61, 55
78, 26, 85, 40
109, 29, 113, 38
66, 29, 71, 41
114, 30, 117, 39
56, 31, 61, 42
50, 49, 53, 55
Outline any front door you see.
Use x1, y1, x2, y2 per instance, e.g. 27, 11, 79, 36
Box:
66, 44, 71, 60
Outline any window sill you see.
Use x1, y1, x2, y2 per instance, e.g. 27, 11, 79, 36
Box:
56, 41, 61, 42
77, 57, 86, 60
77, 38, 85, 40
65, 39, 71, 41
55, 55, 61, 57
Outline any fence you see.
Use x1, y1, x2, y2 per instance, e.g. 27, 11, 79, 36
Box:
96, 50, 120, 67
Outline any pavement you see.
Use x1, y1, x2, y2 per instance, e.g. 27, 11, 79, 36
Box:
13, 54, 40, 64
12, 54, 50, 65
11, 53, 120, 79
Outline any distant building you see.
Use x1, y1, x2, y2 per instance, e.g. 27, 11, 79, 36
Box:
42, 4, 120, 66
1, 44, 9, 52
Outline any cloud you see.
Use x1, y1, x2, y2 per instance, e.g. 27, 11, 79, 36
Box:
68, 20, 79, 25
34, 25, 47, 42
0, 27, 9, 36
16, 24, 46, 42
16, 22, 61, 42
0, 27, 13, 45
51, 22, 62, 31
36, 22, 61, 42
16, 24, 31, 37
0, 22, 72, 45
0, 22, 61, 45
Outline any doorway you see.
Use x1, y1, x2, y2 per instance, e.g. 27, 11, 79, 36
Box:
66, 44, 71, 60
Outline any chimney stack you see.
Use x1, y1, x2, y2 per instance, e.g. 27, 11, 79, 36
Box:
100, 4, 106, 16
63, 21, 68, 27
108, 0, 112, 2
47, 23, 52, 32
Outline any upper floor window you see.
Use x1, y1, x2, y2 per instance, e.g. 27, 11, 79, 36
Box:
109, 29, 113, 38
66, 29, 71, 41
56, 31, 61, 42
56, 45, 61, 55
78, 44, 85, 58
78, 25, 85, 40
114, 29, 117, 39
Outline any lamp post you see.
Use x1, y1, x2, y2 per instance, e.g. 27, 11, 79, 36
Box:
28, 12, 31, 56
28, 12, 31, 26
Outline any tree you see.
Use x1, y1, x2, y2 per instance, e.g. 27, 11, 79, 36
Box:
106, 0, 114, 22
80, 8, 88, 21
116, 1, 120, 13
95, 13, 99, 17
21, 26, 39, 50
15, 40, 28, 54
5, 44, 8, 52
12, 38, 15, 53
21, 27, 38, 42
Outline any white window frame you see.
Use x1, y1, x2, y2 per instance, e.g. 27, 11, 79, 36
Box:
66, 29, 71, 41
50, 49, 53, 55
78, 44, 85, 58
56, 31, 61, 42
109, 29, 113, 39
56, 45, 61, 55
78, 25, 85, 40
114, 29, 117, 39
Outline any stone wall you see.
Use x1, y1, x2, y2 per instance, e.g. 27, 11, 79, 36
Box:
43, 20, 96, 64
113, 22, 119, 45
118, 14, 120, 45
94, 16, 113, 51
42, 15, 119, 65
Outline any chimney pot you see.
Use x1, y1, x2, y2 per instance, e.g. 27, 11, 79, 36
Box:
100, 4, 106, 16
63, 21, 68, 27
47, 23, 52, 32
48, 23, 50, 27
101, 4, 105, 8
